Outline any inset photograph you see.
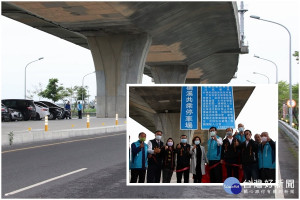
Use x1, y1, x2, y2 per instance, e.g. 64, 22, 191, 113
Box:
127, 84, 278, 185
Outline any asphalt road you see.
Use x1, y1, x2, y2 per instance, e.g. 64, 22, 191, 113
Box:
1, 129, 297, 198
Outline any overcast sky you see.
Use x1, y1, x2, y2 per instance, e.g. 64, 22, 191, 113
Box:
1, 1, 299, 142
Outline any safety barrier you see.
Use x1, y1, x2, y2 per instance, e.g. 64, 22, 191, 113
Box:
278, 120, 299, 146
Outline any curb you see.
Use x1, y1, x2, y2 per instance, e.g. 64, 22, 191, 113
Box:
2, 125, 126, 147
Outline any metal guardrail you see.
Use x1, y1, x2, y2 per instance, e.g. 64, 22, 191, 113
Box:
278, 120, 299, 146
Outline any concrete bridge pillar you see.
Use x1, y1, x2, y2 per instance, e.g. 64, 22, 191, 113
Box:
87, 34, 152, 117
154, 113, 192, 145
150, 65, 188, 83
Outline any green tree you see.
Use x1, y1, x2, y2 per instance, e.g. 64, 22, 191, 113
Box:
75, 86, 90, 112
39, 78, 67, 102
278, 81, 289, 116
76, 86, 89, 102
292, 83, 299, 124
293, 51, 299, 64
278, 81, 299, 126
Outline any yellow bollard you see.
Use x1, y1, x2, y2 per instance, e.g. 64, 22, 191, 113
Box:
116, 113, 118, 125
72, 124, 75, 128
28, 127, 32, 131
45, 115, 48, 131
102, 122, 105, 126
87, 114, 90, 128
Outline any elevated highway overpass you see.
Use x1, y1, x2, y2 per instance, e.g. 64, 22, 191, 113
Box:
2, 1, 248, 118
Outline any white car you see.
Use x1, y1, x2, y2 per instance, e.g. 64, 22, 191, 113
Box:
34, 102, 50, 120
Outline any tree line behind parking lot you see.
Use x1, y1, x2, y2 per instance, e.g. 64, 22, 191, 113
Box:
26, 78, 94, 109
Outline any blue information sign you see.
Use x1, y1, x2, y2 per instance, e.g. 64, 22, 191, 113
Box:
201, 86, 235, 130
180, 86, 198, 130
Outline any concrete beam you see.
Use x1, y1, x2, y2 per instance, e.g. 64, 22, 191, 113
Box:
150, 65, 188, 83
87, 33, 152, 117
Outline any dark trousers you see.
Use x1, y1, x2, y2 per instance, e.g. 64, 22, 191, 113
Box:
176, 168, 189, 183
162, 168, 173, 183
225, 163, 239, 179
243, 163, 259, 182
147, 164, 162, 183
260, 168, 275, 183
209, 160, 222, 183
78, 110, 82, 119
130, 169, 146, 183
193, 173, 202, 183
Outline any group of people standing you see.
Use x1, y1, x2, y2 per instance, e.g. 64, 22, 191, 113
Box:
64, 101, 83, 119
130, 123, 276, 184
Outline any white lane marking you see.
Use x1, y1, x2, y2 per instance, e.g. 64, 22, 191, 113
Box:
275, 163, 284, 199
4, 168, 87, 197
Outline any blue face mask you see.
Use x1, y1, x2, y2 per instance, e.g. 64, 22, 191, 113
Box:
155, 135, 162, 140
181, 139, 187, 143
238, 127, 244, 132
195, 140, 200, 145
226, 132, 233, 137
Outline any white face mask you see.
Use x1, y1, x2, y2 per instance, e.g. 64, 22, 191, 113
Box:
238, 127, 244, 132
167, 141, 173, 146
194, 140, 200, 145
261, 136, 267, 142
210, 131, 216, 137
155, 135, 162, 140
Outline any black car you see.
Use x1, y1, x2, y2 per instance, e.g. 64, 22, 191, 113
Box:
2, 103, 23, 122
2, 99, 36, 121
37, 101, 64, 120
1, 103, 11, 121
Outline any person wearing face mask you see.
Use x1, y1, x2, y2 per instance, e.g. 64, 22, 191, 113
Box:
161, 138, 176, 183
234, 123, 246, 143
147, 130, 164, 183
221, 127, 240, 180
130, 132, 148, 183
207, 127, 223, 183
190, 136, 208, 183
240, 130, 259, 182
175, 135, 191, 183
258, 132, 276, 183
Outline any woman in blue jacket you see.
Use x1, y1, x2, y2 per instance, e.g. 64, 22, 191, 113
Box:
258, 132, 276, 183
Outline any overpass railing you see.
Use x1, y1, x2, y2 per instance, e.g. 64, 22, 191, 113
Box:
278, 120, 299, 146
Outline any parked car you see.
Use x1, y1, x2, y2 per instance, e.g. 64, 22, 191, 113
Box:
37, 101, 64, 120
1, 103, 10, 121
33, 102, 50, 120
2, 99, 36, 121
2, 103, 23, 121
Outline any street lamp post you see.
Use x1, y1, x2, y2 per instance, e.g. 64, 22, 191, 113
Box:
254, 55, 278, 84
24, 57, 44, 99
246, 80, 256, 84
82, 71, 95, 114
250, 15, 293, 126
253, 72, 270, 84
